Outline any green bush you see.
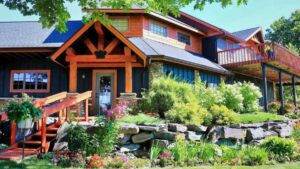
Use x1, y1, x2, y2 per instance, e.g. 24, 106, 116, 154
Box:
67, 124, 89, 152
220, 146, 240, 165
198, 141, 220, 164
240, 82, 262, 113
283, 102, 295, 114
268, 102, 281, 114
220, 82, 244, 112
241, 146, 268, 165
166, 102, 209, 126
0, 144, 7, 150
261, 136, 297, 162
209, 105, 240, 125
292, 127, 300, 141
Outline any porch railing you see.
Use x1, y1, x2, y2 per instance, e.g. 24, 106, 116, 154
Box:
218, 42, 300, 71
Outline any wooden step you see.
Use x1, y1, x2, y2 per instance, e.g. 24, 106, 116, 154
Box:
22, 140, 42, 145
0, 148, 39, 160
34, 133, 57, 138
47, 128, 59, 131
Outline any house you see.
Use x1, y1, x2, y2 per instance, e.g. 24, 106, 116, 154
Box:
0, 8, 299, 116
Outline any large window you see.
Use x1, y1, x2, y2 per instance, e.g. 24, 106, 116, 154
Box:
10, 70, 50, 93
111, 18, 129, 32
150, 22, 167, 37
177, 32, 191, 45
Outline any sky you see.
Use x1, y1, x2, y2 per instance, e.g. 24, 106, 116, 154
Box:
0, 0, 299, 33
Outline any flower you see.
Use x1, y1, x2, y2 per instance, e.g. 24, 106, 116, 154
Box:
159, 152, 173, 159
106, 101, 127, 121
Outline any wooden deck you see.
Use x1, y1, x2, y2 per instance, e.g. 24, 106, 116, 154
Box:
0, 91, 92, 160
218, 42, 300, 82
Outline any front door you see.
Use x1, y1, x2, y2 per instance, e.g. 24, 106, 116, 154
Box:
93, 70, 117, 115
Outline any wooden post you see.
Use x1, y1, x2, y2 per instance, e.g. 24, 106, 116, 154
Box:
85, 99, 89, 121
279, 71, 284, 114
292, 76, 297, 108
41, 117, 47, 153
69, 60, 77, 93
125, 47, 132, 93
262, 63, 268, 112
10, 122, 16, 145
66, 107, 70, 122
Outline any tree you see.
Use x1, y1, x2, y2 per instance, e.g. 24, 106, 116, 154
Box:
0, 0, 247, 32
266, 10, 300, 55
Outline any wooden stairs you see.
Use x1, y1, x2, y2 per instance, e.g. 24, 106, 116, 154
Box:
0, 123, 61, 160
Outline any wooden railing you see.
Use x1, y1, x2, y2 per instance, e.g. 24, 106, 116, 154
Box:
218, 42, 300, 70
0, 91, 92, 153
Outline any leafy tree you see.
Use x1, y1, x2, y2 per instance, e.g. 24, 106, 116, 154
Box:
0, 0, 247, 32
266, 10, 300, 55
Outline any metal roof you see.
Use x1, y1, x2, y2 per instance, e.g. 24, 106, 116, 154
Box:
129, 37, 229, 74
232, 27, 261, 41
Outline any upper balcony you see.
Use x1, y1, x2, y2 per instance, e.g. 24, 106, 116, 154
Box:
218, 42, 300, 82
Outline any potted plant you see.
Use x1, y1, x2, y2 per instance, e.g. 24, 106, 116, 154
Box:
6, 94, 42, 129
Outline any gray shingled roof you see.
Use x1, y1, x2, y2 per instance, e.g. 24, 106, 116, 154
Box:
232, 27, 261, 41
129, 37, 229, 74
0, 21, 62, 48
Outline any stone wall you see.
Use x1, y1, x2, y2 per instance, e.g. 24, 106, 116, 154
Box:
118, 120, 297, 157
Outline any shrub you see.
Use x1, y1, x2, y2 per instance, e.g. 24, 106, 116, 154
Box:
170, 140, 189, 165
261, 136, 297, 162
283, 102, 295, 114
240, 82, 262, 113
220, 146, 240, 165
268, 102, 281, 114
166, 102, 209, 126
209, 105, 240, 125
198, 141, 220, 164
149, 90, 175, 118
0, 144, 7, 150
241, 146, 268, 165
67, 124, 89, 152
219, 82, 244, 112
292, 127, 300, 141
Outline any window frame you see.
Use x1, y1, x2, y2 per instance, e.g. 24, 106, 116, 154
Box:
150, 21, 168, 37
177, 32, 191, 46
111, 17, 130, 32
10, 70, 51, 93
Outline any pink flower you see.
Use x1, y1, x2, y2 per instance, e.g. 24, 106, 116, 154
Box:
106, 102, 127, 121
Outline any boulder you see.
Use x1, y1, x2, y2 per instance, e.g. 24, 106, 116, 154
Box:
119, 134, 132, 145
53, 122, 71, 151
168, 123, 187, 132
132, 149, 149, 158
138, 124, 166, 132
152, 139, 170, 149
246, 128, 265, 142
154, 131, 185, 141
264, 130, 278, 138
120, 123, 140, 135
120, 144, 141, 153
132, 133, 154, 143
185, 131, 202, 141
187, 125, 207, 132
274, 125, 293, 137
250, 139, 265, 145
231, 123, 264, 128
221, 127, 243, 140
207, 126, 223, 143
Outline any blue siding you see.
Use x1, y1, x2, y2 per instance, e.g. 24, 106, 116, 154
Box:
163, 63, 195, 83
200, 72, 221, 87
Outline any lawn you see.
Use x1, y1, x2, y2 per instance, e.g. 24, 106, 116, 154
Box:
238, 112, 286, 123
119, 113, 164, 124
0, 158, 59, 169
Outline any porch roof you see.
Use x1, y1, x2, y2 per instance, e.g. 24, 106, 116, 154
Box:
129, 37, 230, 74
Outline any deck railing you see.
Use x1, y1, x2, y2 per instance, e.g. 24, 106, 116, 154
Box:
218, 42, 300, 70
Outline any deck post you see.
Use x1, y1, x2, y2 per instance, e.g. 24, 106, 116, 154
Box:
262, 63, 268, 112
292, 76, 297, 108
10, 122, 16, 145
41, 117, 47, 153
125, 47, 132, 93
85, 99, 89, 121
279, 70, 284, 114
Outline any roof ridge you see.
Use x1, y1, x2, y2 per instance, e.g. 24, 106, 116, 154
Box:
232, 27, 261, 34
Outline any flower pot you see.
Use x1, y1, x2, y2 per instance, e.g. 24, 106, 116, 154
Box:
17, 118, 33, 129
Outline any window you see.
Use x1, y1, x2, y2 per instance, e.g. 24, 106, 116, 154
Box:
150, 22, 167, 37
177, 32, 191, 45
111, 18, 129, 32
10, 70, 50, 93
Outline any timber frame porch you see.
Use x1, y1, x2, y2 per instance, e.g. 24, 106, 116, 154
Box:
218, 42, 300, 113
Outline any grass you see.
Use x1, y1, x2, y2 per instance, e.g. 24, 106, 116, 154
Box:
119, 113, 164, 124
238, 112, 286, 123
0, 158, 59, 169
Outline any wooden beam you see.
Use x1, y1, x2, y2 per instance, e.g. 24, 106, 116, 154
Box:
69, 61, 77, 93
292, 76, 297, 107
67, 54, 136, 62
77, 62, 143, 68
94, 22, 104, 50
125, 47, 132, 93
279, 71, 284, 114
262, 63, 268, 112
105, 38, 120, 54
84, 38, 97, 54
0, 49, 54, 53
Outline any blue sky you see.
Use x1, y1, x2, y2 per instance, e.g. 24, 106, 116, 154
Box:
0, 0, 299, 32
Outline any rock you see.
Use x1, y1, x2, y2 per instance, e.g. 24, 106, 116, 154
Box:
264, 130, 278, 138
274, 125, 293, 137
138, 124, 166, 132
231, 123, 264, 128
119, 134, 131, 145
132, 133, 154, 143
246, 128, 265, 142
250, 139, 265, 145
221, 127, 243, 140
120, 144, 141, 153
185, 131, 202, 141
207, 126, 223, 143
154, 131, 185, 141
53, 122, 71, 151
187, 125, 207, 132
132, 149, 149, 158
168, 123, 187, 132
152, 139, 170, 149
120, 123, 140, 135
